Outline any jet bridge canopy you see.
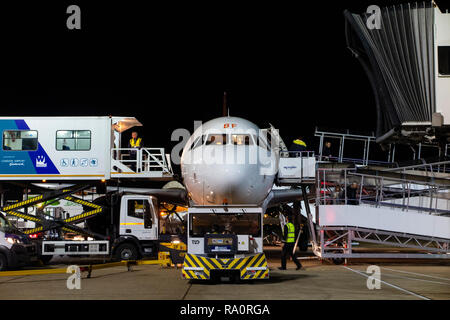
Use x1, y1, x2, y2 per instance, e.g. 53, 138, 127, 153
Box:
344, 2, 450, 145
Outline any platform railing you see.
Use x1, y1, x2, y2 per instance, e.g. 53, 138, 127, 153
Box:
316, 167, 450, 215
111, 148, 172, 174
277, 151, 316, 184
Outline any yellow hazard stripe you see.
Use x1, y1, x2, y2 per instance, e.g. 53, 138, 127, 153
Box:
183, 256, 205, 279
241, 255, 260, 278
199, 256, 215, 270
227, 257, 241, 269
184, 255, 197, 269
1, 195, 43, 211
23, 226, 44, 234
243, 254, 267, 279
253, 253, 266, 268
191, 255, 210, 278
210, 258, 223, 269
235, 256, 250, 270
64, 196, 102, 208
64, 208, 102, 223
5, 211, 42, 222
183, 254, 267, 280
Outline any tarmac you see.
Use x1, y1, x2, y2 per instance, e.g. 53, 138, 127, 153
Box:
0, 249, 449, 300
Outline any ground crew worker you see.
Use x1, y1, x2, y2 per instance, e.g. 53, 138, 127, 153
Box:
322, 141, 332, 161
289, 136, 307, 157
279, 215, 303, 270
209, 224, 220, 234
128, 131, 143, 172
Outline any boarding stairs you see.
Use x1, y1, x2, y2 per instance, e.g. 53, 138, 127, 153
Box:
313, 162, 450, 260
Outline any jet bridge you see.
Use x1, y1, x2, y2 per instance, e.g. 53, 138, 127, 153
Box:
344, 2, 450, 146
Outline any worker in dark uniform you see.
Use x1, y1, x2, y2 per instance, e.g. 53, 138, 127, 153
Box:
128, 131, 143, 172
346, 182, 359, 205
322, 141, 332, 161
289, 136, 307, 157
279, 215, 303, 270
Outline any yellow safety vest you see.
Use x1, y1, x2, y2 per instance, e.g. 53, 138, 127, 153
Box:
130, 138, 142, 147
285, 222, 295, 243
293, 139, 306, 147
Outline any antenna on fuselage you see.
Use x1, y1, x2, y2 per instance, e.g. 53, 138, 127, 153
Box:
222, 91, 228, 117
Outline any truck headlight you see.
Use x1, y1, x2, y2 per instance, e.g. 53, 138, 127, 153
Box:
6, 237, 19, 244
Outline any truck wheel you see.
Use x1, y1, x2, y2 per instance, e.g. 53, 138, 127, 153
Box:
40, 255, 53, 265
332, 258, 345, 265
0, 254, 7, 271
115, 243, 138, 261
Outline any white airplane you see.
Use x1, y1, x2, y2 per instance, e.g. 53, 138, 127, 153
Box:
180, 116, 302, 208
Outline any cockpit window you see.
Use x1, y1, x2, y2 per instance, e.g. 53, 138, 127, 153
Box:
252, 134, 267, 149
205, 134, 227, 145
231, 134, 253, 145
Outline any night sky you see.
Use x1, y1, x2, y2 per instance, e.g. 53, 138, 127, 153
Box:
1, 0, 449, 170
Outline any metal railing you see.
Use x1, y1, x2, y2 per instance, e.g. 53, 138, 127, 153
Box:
280, 151, 315, 158
277, 151, 316, 184
316, 167, 450, 215
384, 160, 450, 175
111, 148, 172, 174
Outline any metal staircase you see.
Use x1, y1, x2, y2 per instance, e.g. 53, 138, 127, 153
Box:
311, 162, 450, 261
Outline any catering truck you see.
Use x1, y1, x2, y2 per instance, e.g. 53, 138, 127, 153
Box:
39, 192, 185, 261
0, 116, 186, 270
0, 189, 186, 270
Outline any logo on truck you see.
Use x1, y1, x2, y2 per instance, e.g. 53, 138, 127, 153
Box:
36, 156, 48, 168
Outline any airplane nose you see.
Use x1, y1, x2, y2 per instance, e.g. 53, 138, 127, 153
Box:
204, 164, 258, 204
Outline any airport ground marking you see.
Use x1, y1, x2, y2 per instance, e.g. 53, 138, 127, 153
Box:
380, 267, 450, 282
380, 272, 450, 286
343, 266, 431, 300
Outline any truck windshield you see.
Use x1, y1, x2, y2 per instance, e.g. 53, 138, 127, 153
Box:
190, 213, 261, 237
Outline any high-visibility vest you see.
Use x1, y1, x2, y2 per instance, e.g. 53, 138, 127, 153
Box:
293, 139, 306, 147
130, 138, 142, 148
285, 222, 295, 243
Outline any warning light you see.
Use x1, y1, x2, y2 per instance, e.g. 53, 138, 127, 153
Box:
101, 179, 106, 183
42, 180, 46, 183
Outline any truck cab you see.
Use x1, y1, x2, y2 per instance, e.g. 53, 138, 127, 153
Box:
113, 194, 160, 260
